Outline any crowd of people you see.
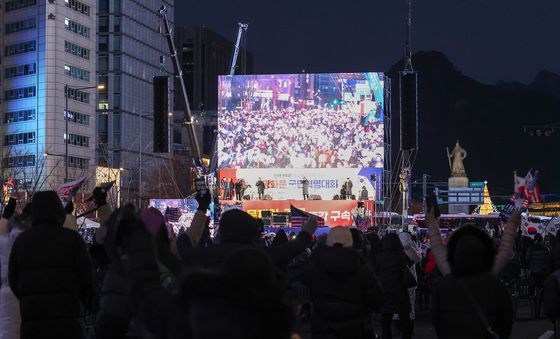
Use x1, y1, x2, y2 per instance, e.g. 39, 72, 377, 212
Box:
218, 108, 384, 169
0, 188, 559, 339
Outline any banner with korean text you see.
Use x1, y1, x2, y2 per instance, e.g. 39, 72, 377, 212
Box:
241, 200, 364, 226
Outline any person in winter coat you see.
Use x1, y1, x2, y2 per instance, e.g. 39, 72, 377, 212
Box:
543, 257, 560, 334
89, 206, 185, 339
117, 207, 293, 339
0, 200, 29, 339
399, 232, 422, 321
375, 233, 414, 339
8, 191, 93, 339
177, 208, 317, 271
431, 225, 514, 339
526, 234, 551, 288
293, 227, 384, 339
426, 207, 521, 276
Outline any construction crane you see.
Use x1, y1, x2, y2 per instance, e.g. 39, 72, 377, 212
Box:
158, 5, 204, 175
208, 23, 248, 176
229, 23, 248, 77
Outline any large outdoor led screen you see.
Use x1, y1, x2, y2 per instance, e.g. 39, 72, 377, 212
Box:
218, 73, 384, 169
218, 72, 385, 200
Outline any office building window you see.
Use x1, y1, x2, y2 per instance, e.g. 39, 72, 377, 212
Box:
64, 110, 89, 125
4, 86, 36, 101
66, 156, 89, 169
64, 18, 90, 38
65, 87, 90, 103
4, 63, 36, 78
64, 0, 90, 16
5, 40, 35, 56
64, 41, 90, 60
64, 64, 90, 81
4, 132, 35, 145
3, 155, 35, 168
4, 109, 36, 123
5, 18, 36, 34
66, 133, 89, 147
5, 0, 37, 12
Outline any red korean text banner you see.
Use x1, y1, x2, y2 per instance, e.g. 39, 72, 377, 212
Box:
242, 200, 364, 227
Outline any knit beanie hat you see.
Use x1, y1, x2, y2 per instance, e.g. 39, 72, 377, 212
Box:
326, 226, 353, 248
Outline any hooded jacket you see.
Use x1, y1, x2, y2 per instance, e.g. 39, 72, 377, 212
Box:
431, 226, 513, 339
294, 245, 384, 339
8, 191, 93, 339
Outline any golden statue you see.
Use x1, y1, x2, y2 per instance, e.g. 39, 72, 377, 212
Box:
447, 140, 467, 177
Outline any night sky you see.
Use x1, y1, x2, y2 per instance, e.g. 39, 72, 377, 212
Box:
176, 0, 560, 84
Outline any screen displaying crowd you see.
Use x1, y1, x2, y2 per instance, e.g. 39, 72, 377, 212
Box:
218, 73, 385, 169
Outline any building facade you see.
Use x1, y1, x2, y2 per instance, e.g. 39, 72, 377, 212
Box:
0, 0, 98, 193
173, 26, 252, 160
97, 0, 174, 204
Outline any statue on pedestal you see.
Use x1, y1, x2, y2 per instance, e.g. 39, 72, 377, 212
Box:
447, 141, 468, 177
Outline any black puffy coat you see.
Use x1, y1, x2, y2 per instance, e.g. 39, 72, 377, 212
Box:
8, 191, 93, 339
375, 233, 411, 315
431, 226, 513, 339
127, 225, 292, 339
295, 245, 384, 339
543, 269, 560, 320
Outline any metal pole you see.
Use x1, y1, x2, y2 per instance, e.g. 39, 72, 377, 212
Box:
65, 84, 69, 182
422, 173, 427, 208
139, 114, 142, 208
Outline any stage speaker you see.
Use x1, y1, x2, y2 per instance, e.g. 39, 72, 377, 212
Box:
272, 213, 289, 227
153, 76, 169, 153
309, 194, 322, 200
261, 210, 272, 219
400, 71, 418, 151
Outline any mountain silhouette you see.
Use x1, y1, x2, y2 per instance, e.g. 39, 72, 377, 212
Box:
387, 51, 560, 199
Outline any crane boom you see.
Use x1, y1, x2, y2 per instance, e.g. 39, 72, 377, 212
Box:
229, 23, 248, 77
158, 5, 204, 174
209, 23, 248, 176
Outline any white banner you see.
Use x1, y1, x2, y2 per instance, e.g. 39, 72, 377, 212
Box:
222, 167, 382, 200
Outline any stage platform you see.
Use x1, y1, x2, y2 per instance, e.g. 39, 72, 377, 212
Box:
220, 199, 374, 227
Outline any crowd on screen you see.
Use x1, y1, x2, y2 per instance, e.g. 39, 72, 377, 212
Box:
218, 107, 384, 169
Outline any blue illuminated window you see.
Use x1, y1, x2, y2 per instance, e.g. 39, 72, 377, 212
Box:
4, 132, 35, 145
5, 18, 36, 34
5, 0, 37, 12
4, 63, 36, 78
4, 86, 36, 100
4, 109, 36, 123
5, 40, 36, 57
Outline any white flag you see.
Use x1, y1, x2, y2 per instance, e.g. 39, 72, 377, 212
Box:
545, 215, 560, 236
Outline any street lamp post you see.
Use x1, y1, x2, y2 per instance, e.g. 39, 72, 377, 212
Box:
64, 84, 104, 182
